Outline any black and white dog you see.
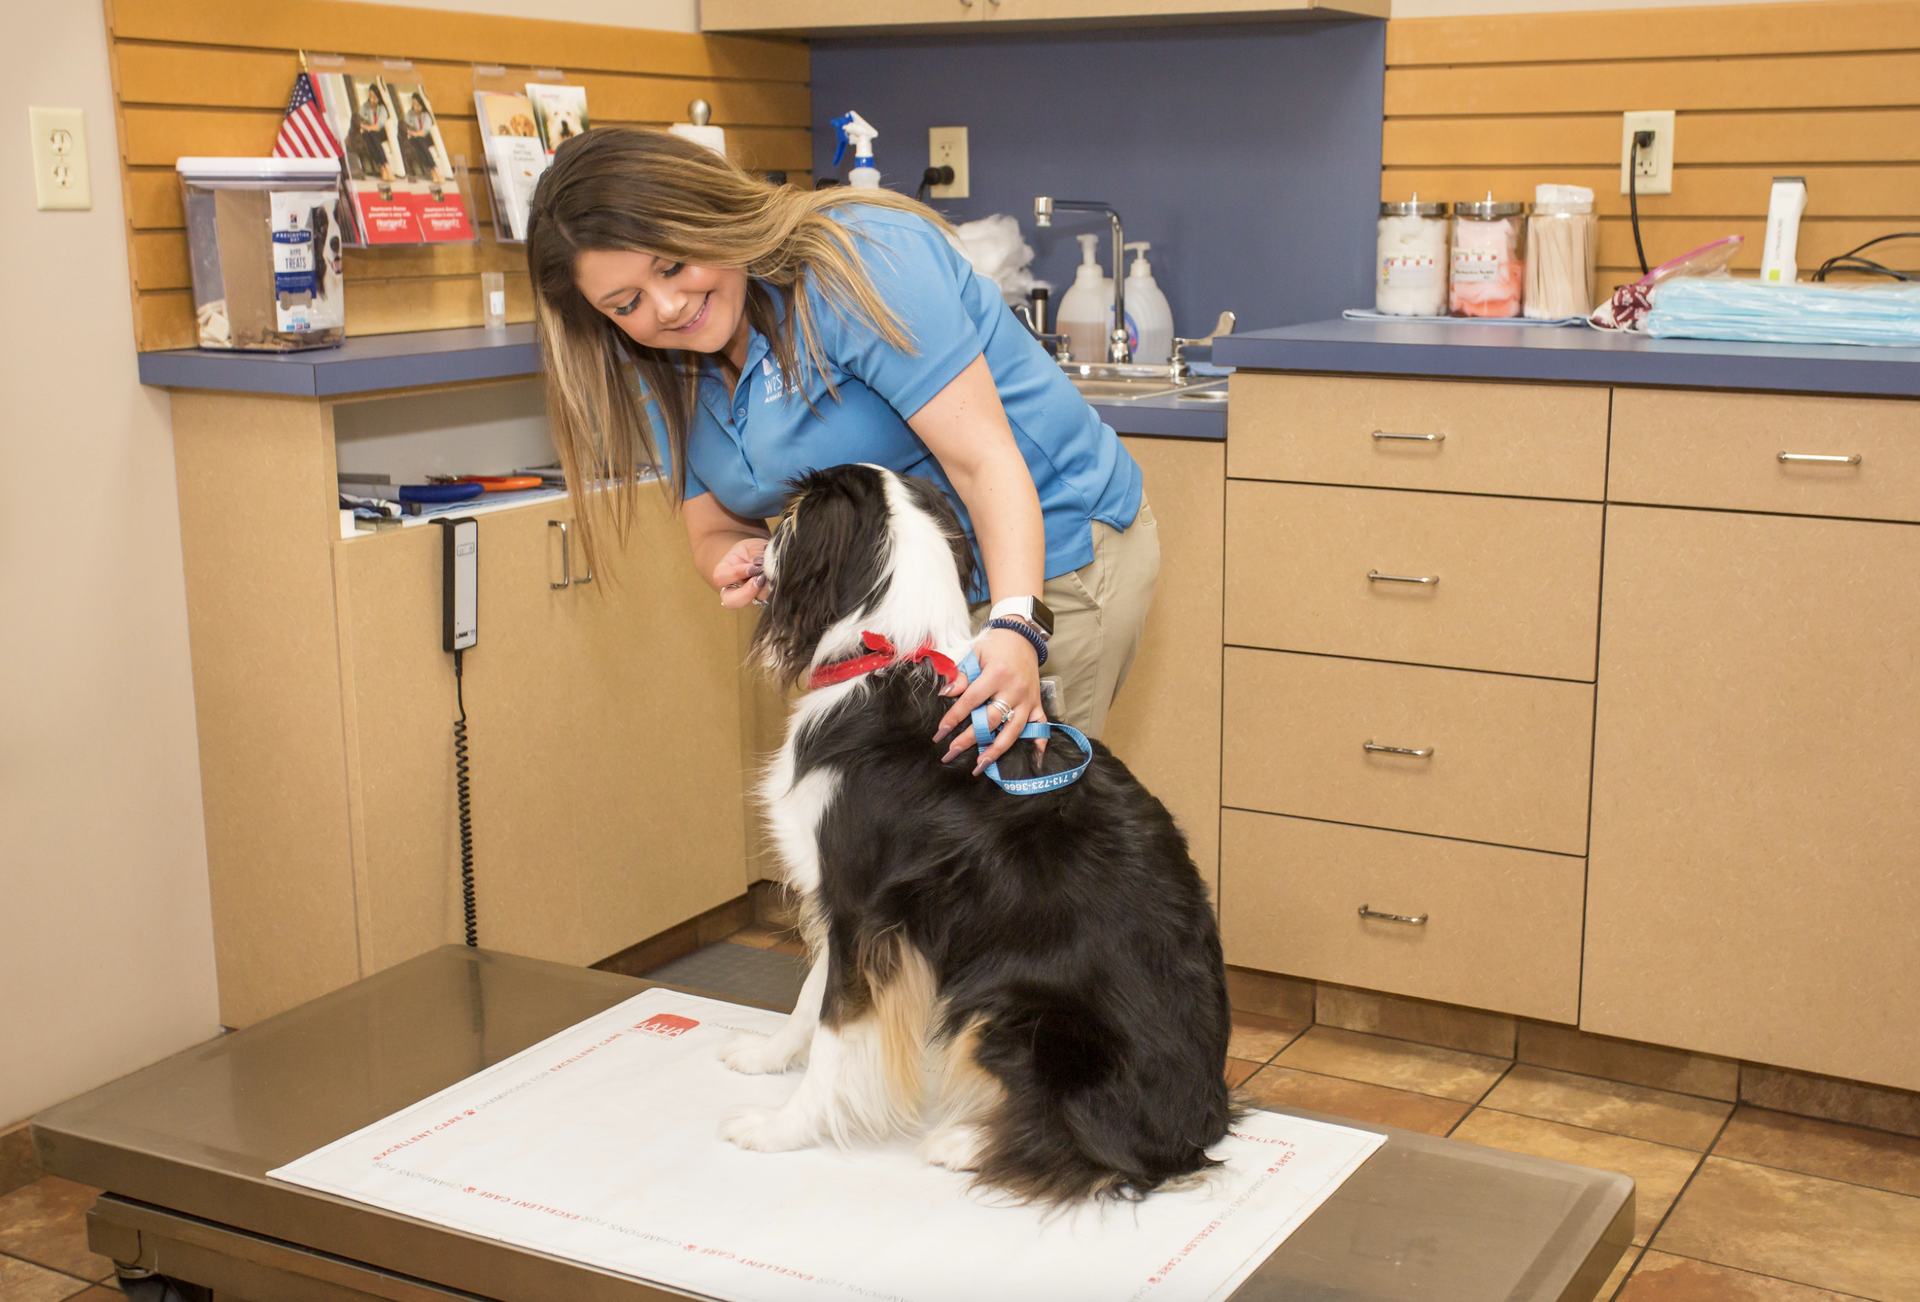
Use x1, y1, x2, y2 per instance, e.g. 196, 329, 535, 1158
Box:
717, 463, 1232, 1202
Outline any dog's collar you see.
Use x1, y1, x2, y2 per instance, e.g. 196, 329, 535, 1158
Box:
808, 631, 959, 691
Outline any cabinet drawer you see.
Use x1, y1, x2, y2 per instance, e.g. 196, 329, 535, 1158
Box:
1225, 480, 1603, 680
1220, 810, 1583, 1023
1228, 373, 1609, 501
1611, 388, 1920, 522
1223, 649, 1594, 855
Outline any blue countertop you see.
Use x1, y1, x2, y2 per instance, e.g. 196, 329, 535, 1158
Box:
138, 325, 540, 397
1212, 318, 1920, 397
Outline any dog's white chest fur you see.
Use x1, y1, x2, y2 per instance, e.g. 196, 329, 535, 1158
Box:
759, 689, 848, 898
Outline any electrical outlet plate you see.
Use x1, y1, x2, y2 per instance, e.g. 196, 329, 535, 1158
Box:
29, 107, 91, 211
1620, 110, 1674, 196
928, 126, 968, 200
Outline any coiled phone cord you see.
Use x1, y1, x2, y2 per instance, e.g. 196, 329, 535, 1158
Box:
454, 648, 477, 947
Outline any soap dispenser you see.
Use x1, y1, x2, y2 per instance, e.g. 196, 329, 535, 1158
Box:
1056, 233, 1112, 364
1122, 241, 1173, 365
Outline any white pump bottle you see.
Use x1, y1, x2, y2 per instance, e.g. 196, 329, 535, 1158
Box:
1055, 233, 1113, 364
1122, 241, 1173, 365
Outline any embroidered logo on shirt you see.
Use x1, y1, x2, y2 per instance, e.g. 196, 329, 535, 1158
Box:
761, 356, 787, 403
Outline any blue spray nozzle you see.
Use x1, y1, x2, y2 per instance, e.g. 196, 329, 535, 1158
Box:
830, 110, 878, 169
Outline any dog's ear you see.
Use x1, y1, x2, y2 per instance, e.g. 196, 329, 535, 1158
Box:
898, 474, 978, 596
751, 467, 892, 685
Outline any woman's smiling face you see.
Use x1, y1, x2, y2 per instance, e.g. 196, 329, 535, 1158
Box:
573, 249, 747, 355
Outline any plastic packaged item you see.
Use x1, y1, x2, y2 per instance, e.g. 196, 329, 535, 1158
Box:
1450, 194, 1527, 318
1645, 277, 1920, 347
830, 111, 880, 189
1375, 196, 1449, 317
947, 214, 1038, 306
177, 156, 348, 351
1121, 242, 1174, 364
1760, 176, 1808, 284
1524, 185, 1598, 319
1588, 235, 1745, 331
1056, 233, 1113, 364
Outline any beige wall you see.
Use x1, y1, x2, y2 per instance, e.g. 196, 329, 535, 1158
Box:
0, 4, 220, 1126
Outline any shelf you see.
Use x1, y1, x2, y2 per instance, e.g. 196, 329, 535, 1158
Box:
138, 326, 541, 399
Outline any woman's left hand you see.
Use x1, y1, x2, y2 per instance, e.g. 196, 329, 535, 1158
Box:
934, 626, 1048, 773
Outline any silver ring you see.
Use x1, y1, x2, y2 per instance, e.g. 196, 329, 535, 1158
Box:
990, 698, 1013, 726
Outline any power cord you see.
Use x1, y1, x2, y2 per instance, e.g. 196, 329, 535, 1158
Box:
453, 647, 476, 947
1811, 232, 1920, 282
1629, 130, 1654, 276
915, 165, 954, 202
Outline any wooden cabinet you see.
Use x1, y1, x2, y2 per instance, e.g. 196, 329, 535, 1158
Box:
1221, 810, 1584, 1022
701, 0, 1384, 34
171, 385, 751, 1027
1585, 505, 1920, 1092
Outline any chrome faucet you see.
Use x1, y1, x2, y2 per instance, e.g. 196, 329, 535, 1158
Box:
1033, 196, 1130, 364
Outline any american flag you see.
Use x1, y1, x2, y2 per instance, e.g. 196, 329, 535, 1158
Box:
274, 71, 342, 159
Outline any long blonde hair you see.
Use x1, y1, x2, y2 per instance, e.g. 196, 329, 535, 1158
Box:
526, 126, 947, 575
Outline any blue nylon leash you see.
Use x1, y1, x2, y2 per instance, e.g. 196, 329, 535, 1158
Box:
958, 649, 1092, 795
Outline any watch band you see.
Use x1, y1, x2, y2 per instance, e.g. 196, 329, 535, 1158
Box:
988, 595, 1055, 639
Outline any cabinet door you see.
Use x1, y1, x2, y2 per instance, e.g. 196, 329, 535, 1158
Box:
1103, 436, 1224, 883
338, 505, 588, 971
702, 0, 982, 30
1586, 506, 1920, 1091
564, 491, 750, 964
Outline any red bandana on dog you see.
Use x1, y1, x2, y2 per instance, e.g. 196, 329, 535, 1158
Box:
808, 631, 960, 691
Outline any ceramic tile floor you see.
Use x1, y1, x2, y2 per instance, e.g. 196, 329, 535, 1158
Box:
1228, 1010, 1920, 1301
7, 996, 1916, 1302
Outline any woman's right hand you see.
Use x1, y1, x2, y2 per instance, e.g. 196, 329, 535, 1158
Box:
713, 536, 769, 609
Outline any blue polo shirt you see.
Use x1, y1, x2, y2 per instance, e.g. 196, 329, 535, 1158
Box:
668, 206, 1141, 596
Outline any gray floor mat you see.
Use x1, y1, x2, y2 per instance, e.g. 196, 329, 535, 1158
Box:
644, 943, 809, 1011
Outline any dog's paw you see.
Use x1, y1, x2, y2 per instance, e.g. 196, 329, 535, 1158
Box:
719, 1030, 807, 1075
920, 1125, 984, 1172
718, 1105, 811, 1152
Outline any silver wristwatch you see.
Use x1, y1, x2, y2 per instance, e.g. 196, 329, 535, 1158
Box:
988, 595, 1055, 640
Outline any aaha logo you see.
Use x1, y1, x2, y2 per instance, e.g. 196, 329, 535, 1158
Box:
634, 1013, 699, 1039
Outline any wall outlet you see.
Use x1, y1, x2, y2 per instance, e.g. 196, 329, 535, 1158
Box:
29, 107, 91, 211
928, 126, 968, 200
1620, 110, 1674, 196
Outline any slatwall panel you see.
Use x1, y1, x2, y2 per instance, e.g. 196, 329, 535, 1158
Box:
1382, 0, 1920, 290
105, 0, 811, 350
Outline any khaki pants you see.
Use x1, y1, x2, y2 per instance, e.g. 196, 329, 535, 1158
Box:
969, 497, 1160, 738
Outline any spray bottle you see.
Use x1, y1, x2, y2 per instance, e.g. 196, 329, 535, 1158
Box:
830, 111, 881, 189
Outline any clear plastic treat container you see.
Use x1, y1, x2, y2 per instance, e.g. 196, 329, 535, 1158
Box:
1376, 197, 1449, 317
1450, 194, 1527, 318
177, 157, 348, 351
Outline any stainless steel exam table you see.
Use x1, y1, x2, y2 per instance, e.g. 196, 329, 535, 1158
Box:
33, 946, 1632, 1301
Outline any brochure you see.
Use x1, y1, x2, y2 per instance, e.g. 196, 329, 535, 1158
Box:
527, 83, 589, 155
319, 71, 421, 244
476, 91, 548, 242
384, 79, 476, 243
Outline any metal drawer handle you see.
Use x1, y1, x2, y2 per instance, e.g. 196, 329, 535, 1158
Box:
1777, 452, 1861, 465
1372, 430, 1445, 442
1359, 904, 1428, 925
1368, 570, 1439, 585
1364, 739, 1434, 758
549, 520, 572, 589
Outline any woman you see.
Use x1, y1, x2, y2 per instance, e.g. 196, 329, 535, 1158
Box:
525, 129, 1157, 773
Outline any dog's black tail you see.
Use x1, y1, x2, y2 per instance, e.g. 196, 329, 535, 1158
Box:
967, 987, 1232, 1203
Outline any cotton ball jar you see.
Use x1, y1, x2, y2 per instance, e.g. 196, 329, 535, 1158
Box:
1375, 197, 1449, 317
1450, 194, 1528, 318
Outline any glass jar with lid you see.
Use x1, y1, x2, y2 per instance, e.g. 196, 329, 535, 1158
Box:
1450, 193, 1527, 318
1524, 184, 1599, 319
1375, 196, 1449, 317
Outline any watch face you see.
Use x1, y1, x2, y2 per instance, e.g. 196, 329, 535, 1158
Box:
1030, 597, 1055, 638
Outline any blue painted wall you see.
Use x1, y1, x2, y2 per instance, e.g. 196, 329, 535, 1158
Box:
810, 21, 1386, 336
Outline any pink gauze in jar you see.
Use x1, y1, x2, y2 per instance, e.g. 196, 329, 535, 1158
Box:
1450, 217, 1524, 317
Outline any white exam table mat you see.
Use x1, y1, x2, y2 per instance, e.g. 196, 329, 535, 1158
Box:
272, 987, 1385, 1302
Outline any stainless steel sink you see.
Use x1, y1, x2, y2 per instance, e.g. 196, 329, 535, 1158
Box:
1068, 376, 1226, 402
